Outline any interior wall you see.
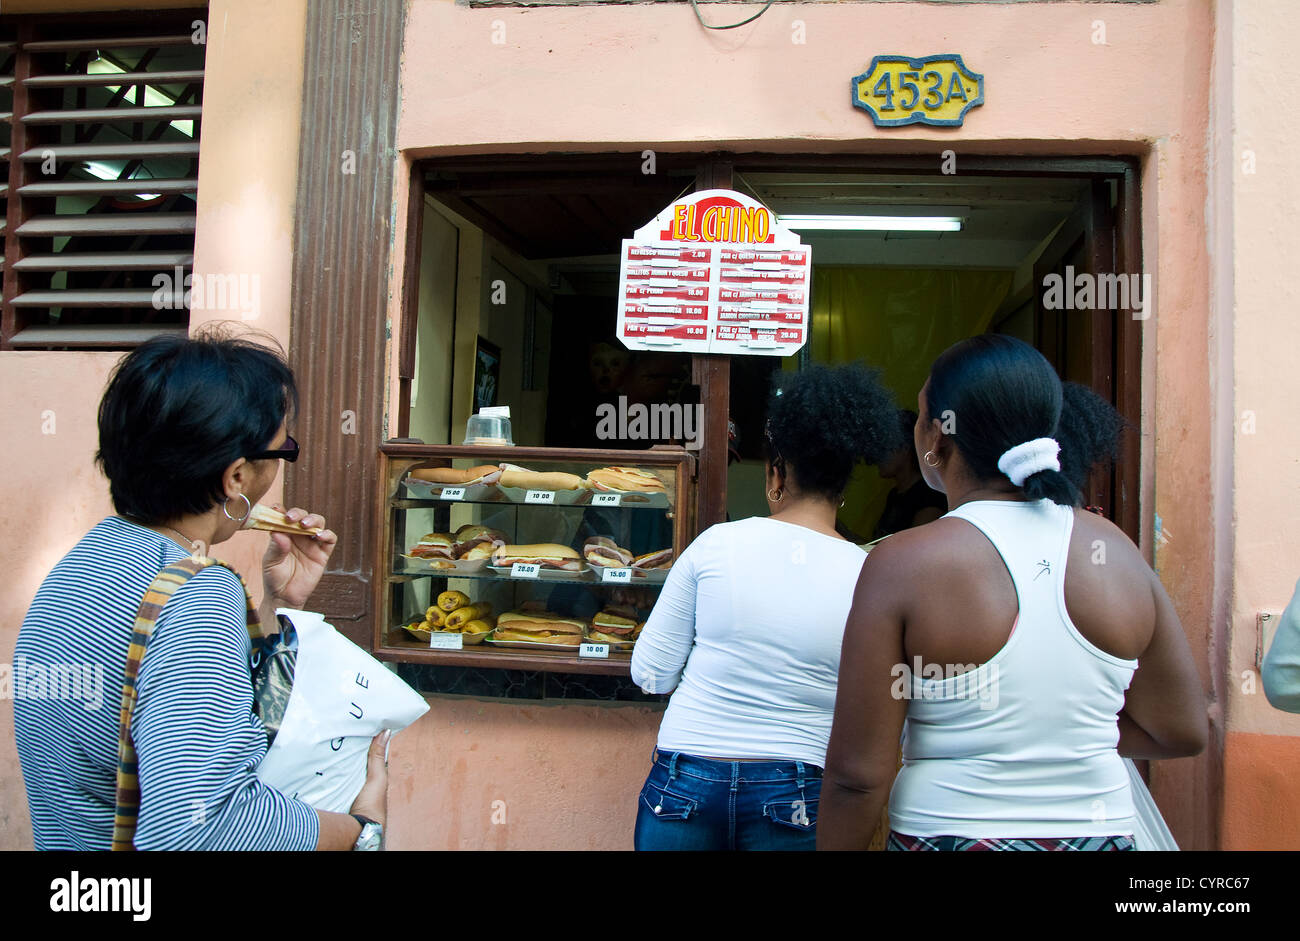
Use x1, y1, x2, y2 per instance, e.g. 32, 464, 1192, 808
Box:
410, 201, 458, 447
482, 260, 548, 446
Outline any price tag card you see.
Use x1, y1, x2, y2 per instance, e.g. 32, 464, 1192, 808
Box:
592, 492, 622, 507
525, 490, 556, 504
429, 632, 464, 650
511, 562, 541, 579
601, 567, 633, 584
439, 487, 466, 501
579, 643, 610, 659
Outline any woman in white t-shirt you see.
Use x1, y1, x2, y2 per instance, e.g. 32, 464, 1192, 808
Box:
630, 362, 901, 851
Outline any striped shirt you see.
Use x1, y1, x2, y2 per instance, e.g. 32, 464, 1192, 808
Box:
13, 516, 319, 850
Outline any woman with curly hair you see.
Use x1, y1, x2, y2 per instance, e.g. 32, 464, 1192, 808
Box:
630, 362, 902, 851
819, 335, 1205, 851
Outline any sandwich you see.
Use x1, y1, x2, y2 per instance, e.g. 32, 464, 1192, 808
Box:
631, 548, 674, 571
583, 536, 633, 568
586, 466, 667, 494
493, 610, 585, 646
586, 609, 639, 645
409, 532, 455, 560
491, 543, 586, 572
460, 543, 497, 562
497, 464, 586, 492
245, 504, 324, 536
409, 464, 501, 485
453, 524, 507, 557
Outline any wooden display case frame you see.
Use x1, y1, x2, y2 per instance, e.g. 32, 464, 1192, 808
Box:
373, 442, 696, 675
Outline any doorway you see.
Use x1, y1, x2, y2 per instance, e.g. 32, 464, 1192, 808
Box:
403, 153, 1142, 545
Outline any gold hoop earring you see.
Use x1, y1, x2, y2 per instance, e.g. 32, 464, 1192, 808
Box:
923, 450, 941, 468
222, 492, 252, 523
767, 487, 783, 502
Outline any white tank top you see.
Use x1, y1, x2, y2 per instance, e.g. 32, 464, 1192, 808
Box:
888, 499, 1139, 839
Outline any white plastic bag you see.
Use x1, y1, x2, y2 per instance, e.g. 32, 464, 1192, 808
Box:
256, 609, 429, 812
1125, 757, 1179, 850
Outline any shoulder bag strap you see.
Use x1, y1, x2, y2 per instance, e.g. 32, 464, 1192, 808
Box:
112, 556, 261, 851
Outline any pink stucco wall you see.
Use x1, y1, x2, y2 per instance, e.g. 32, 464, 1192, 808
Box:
390, 0, 1229, 849
4, 0, 1296, 852
0, 0, 309, 849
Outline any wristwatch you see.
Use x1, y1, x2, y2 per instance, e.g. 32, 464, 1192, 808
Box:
351, 814, 383, 851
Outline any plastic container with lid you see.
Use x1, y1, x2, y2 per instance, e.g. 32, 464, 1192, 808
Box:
464, 409, 513, 446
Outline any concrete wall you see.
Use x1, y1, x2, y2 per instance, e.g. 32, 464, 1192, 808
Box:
0, 0, 309, 849
1218, 0, 1300, 850
390, 0, 1228, 850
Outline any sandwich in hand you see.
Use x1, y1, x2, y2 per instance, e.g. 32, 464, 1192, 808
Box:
245, 504, 324, 537
586, 609, 640, 645
491, 543, 586, 572
583, 536, 633, 568
631, 548, 674, 571
493, 610, 586, 646
586, 466, 667, 494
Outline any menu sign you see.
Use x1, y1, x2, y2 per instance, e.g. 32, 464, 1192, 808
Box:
616, 189, 811, 356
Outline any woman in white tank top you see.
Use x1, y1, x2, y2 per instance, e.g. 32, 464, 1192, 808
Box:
818, 335, 1207, 851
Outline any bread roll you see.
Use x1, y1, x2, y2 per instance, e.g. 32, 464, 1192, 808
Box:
498, 469, 585, 491
437, 590, 471, 612
410, 465, 500, 485
445, 603, 492, 629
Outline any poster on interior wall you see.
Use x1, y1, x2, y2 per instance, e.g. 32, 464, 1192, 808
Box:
616, 189, 811, 357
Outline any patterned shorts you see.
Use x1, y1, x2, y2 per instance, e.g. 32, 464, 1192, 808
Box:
887, 831, 1136, 851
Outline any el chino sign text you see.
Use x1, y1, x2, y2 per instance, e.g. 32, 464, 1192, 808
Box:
659, 195, 775, 244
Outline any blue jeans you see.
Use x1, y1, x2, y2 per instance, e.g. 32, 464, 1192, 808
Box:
633, 750, 822, 851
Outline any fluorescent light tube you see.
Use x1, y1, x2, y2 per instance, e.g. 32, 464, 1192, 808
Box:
778, 215, 963, 232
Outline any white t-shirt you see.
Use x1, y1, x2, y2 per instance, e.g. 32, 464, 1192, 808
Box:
630, 516, 867, 767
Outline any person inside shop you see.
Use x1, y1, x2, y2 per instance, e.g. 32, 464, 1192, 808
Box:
13, 327, 389, 851
818, 334, 1207, 851
629, 361, 902, 851
869, 409, 949, 541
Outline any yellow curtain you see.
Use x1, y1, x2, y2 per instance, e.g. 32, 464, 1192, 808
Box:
790, 266, 1013, 539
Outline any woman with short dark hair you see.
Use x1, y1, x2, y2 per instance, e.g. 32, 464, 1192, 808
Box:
819, 334, 1206, 851
14, 329, 385, 851
631, 362, 901, 850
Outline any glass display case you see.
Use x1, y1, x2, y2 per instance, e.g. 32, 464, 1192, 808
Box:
374, 443, 696, 675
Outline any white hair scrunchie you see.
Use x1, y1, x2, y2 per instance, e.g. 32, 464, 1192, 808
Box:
997, 437, 1061, 487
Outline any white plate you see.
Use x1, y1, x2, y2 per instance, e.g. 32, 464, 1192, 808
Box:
398, 554, 490, 575
494, 484, 590, 506
400, 624, 490, 646
583, 484, 672, 509
401, 475, 498, 503
487, 564, 594, 582
483, 633, 587, 651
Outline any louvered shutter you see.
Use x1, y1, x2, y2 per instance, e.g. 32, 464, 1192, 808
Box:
1, 14, 204, 350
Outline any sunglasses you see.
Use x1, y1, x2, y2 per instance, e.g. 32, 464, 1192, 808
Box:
248, 433, 300, 463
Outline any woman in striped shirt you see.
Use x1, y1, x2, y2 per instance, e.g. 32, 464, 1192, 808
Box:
14, 329, 386, 851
